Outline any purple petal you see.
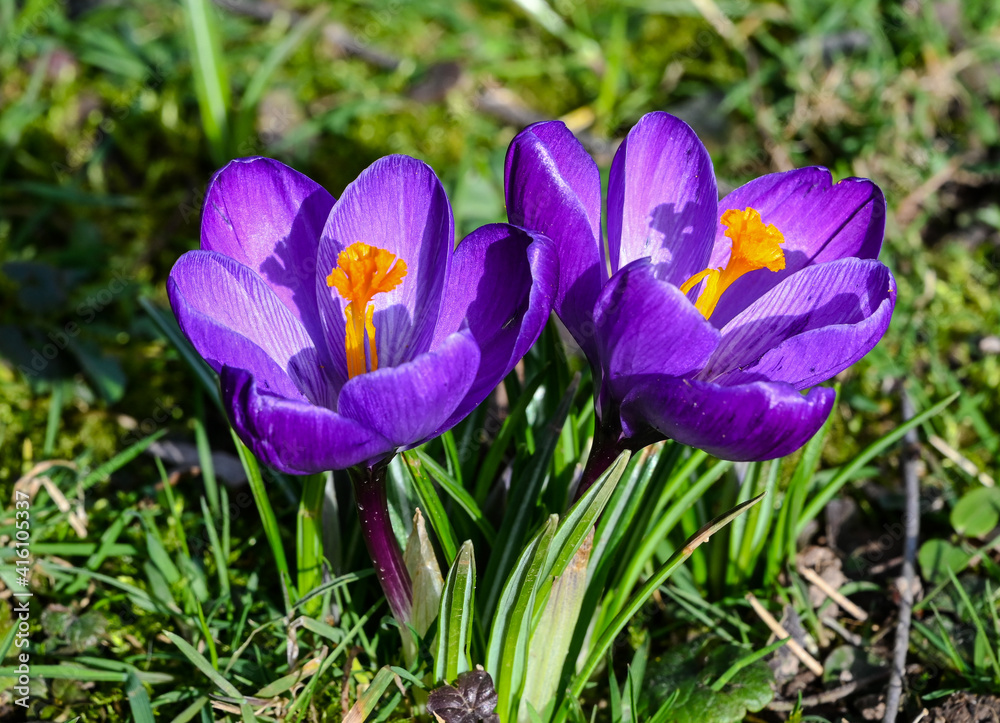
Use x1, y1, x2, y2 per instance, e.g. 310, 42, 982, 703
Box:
316, 155, 453, 378
607, 112, 718, 286
595, 259, 720, 407
504, 121, 603, 362
168, 289, 305, 402
223, 367, 393, 474
201, 157, 335, 356
432, 223, 559, 428
337, 330, 480, 448
709, 168, 886, 327
703, 258, 895, 389
168, 251, 335, 407
620, 378, 836, 461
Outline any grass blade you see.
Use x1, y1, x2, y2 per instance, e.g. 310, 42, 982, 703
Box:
232, 431, 291, 606
946, 567, 1000, 680
139, 296, 222, 411
168, 696, 208, 723
43, 383, 63, 456
779, 389, 837, 571
0, 620, 17, 661
0, 664, 124, 682
165, 631, 243, 700
235, 6, 328, 140
412, 448, 496, 543
520, 529, 592, 722
606, 457, 732, 621
182, 0, 230, 164
199, 497, 230, 599
709, 638, 787, 691
435, 540, 477, 683
79, 429, 166, 491
38, 561, 172, 614
590, 444, 679, 593
474, 366, 547, 503
402, 451, 459, 565
286, 601, 382, 718
193, 395, 219, 517
543, 452, 629, 584
296, 473, 326, 609
343, 666, 397, 723
126, 669, 155, 723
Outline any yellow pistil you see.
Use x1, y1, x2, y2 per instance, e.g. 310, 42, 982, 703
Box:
326, 242, 407, 378
679, 207, 786, 319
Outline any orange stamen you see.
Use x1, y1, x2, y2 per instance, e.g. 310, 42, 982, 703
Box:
327, 242, 407, 378
679, 207, 785, 319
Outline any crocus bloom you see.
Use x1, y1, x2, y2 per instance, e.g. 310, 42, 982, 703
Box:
168, 155, 557, 619
505, 112, 894, 488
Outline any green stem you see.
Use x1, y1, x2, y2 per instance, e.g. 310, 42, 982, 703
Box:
297, 473, 327, 614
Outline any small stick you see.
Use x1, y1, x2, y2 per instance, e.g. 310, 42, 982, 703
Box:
768, 670, 890, 711
867, 556, 904, 576
746, 593, 824, 677
799, 566, 868, 621
928, 434, 994, 487
883, 386, 920, 723
820, 616, 862, 647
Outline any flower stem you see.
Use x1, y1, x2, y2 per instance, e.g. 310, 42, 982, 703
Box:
296, 472, 326, 614
574, 418, 625, 503
350, 462, 413, 624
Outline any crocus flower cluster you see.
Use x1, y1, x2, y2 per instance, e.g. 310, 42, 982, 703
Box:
168, 111, 895, 619
168, 155, 557, 620
504, 112, 895, 491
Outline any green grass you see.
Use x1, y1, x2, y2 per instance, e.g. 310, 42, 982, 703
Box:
2, 0, 1000, 720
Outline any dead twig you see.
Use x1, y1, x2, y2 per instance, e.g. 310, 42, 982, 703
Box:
928, 434, 994, 487
821, 615, 863, 647
799, 565, 869, 622
746, 592, 824, 677
883, 385, 921, 723
769, 670, 891, 712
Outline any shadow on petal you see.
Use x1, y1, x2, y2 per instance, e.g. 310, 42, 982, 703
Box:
620, 377, 836, 461
222, 366, 393, 474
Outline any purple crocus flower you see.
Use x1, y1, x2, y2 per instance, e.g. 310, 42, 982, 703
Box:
168, 155, 557, 621
505, 112, 895, 492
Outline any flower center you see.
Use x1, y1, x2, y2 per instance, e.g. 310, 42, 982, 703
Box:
326, 242, 407, 378
679, 207, 786, 319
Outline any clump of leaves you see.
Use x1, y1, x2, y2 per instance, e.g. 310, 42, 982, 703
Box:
427, 669, 500, 723
644, 639, 774, 723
